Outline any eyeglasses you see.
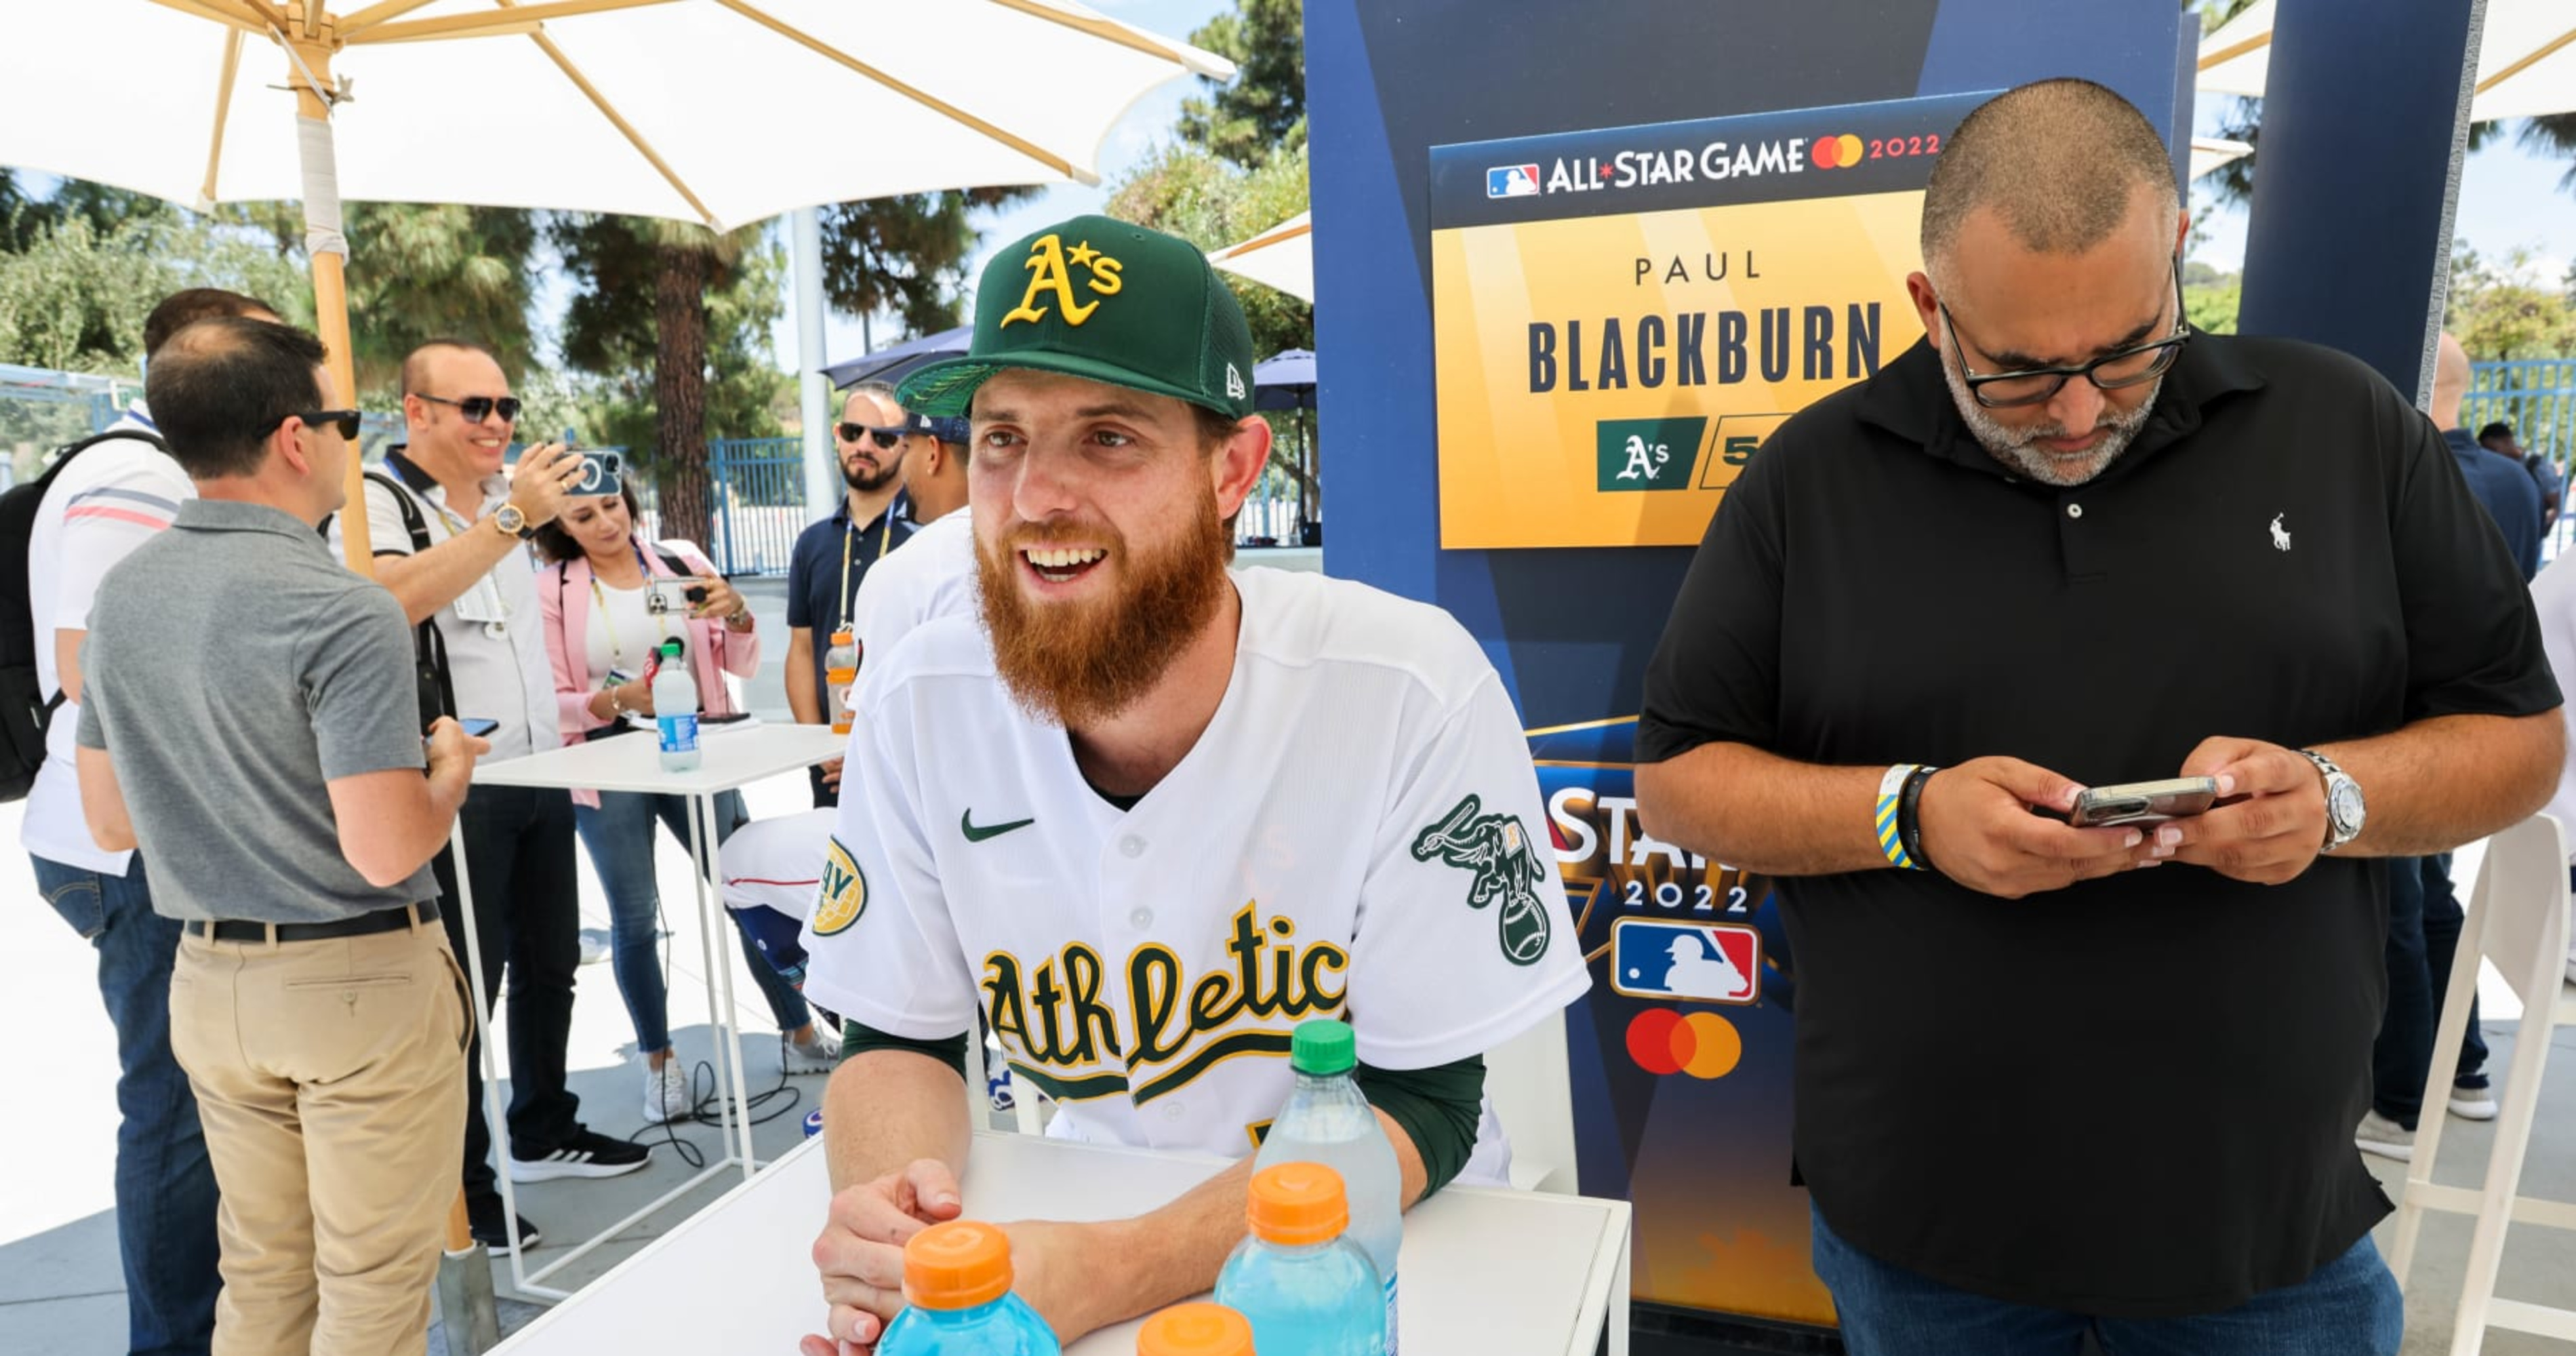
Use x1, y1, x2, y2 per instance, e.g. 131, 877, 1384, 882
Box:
1939, 257, 2191, 408
416, 393, 523, 424
837, 422, 908, 449
288, 409, 363, 439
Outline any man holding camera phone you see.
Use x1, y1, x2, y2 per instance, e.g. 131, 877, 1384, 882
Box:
341, 338, 649, 1255
1635, 82, 2560, 1354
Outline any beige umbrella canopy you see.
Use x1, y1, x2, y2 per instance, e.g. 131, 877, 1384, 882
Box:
2200, 0, 2576, 120
1209, 210, 1313, 304
0, 0, 1232, 562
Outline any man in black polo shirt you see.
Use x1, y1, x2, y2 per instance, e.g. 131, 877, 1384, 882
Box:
785, 382, 916, 805
1636, 79, 2560, 1355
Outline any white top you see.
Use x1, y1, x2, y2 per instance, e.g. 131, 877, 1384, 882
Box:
2532, 550, 2576, 869
847, 504, 977, 671
21, 407, 188, 873
804, 567, 1591, 1168
334, 462, 561, 760
584, 572, 672, 730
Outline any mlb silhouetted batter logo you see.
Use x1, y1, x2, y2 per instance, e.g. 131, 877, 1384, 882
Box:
1002, 233, 1124, 329
2271, 513, 2291, 551
1412, 795, 1552, 965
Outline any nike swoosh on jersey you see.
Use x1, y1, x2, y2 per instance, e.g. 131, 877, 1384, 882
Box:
961, 810, 1037, 843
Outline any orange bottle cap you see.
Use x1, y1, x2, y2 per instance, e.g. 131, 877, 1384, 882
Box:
1245, 1161, 1348, 1247
1138, 1302, 1255, 1356
902, 1220, 1013, 1310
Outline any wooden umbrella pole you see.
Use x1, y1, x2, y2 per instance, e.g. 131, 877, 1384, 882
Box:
283, 26, 372, 572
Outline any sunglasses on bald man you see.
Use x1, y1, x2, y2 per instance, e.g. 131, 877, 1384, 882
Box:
837, 422, 910, 449
416, 393, 523, 424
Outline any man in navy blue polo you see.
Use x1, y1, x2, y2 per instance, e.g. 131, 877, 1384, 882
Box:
784, 383, 916, 805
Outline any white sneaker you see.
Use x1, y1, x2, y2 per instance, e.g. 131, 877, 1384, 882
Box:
785, 1032, 839, 1075
643, 1059, 689, 1124
578, 928, 611, 966
2356, 1109, 2415, 1163
2450, 1082, 2500, 1121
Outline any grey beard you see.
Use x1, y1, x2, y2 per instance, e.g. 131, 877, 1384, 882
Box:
1939, 356, 2161, 487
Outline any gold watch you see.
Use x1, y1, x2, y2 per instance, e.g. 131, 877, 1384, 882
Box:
492, 504, 536, 540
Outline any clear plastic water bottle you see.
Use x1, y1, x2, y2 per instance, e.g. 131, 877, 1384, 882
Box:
825, 628, 859, 736
1138, 1301, 1255, 1355
1253, 1019, 1401, 1351
877, 1220, 1061, 1356
1214, 1163, 1383, 1356
650, 637, 700, 772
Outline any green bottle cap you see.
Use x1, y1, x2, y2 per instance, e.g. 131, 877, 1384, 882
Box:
1289, 1018, 1355, 1076
658, 639, 683, 657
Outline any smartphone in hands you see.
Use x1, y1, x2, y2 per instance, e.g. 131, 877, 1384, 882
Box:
2064, 776, 2223, 828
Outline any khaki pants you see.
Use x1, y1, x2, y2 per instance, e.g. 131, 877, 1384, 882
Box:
171, 912, 468, 1356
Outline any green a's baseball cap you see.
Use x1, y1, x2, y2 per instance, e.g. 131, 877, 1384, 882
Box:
897, 214, 1257, 422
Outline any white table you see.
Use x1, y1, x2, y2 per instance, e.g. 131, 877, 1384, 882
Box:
454, 722, 847, 1301
491, 1132, 1633, 1355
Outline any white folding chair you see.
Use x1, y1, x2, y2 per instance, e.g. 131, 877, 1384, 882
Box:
963, 1034, 1047, 1135
1486, 1009, 1580, 1193
2389, 814, 2576, 1355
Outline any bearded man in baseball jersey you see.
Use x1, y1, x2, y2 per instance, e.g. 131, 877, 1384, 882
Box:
797, 216, 1589, 1351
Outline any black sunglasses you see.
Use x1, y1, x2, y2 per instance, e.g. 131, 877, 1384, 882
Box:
1938, 257, 2192, 409
417, 393, 523, 424
288, 409, 363, 439
837, 422, 908, 450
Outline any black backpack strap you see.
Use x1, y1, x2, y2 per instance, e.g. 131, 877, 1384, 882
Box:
352, 469, 454, 727
362, 469, 436, 555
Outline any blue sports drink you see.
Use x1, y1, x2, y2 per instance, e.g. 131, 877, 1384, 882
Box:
1215, 1162, 1384, 1356
876, 1220, 1059, 1356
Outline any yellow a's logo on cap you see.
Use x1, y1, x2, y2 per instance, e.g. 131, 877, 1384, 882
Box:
1001, 234, 1123, 330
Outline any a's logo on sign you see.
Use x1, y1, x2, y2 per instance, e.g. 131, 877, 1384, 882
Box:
1594, 418, 1704, 492
1486, 163, 1542, 198
1001, 234, 1123, 330
1611, 918, 1760, 1004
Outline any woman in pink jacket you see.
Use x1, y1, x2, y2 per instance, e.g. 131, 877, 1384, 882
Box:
535, 483, 836, 1125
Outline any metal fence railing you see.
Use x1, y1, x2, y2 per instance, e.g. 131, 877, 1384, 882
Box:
2464, 359, 2576, 560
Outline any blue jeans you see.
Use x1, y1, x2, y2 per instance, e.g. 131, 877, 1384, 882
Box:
1811, 1203, 2401, 1356
2373, 854, 2488, 1127
572, 789, 809, 1052
33, 854, 220, 1355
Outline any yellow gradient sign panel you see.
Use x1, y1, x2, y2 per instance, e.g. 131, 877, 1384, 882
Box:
1435, 194, 1925, 548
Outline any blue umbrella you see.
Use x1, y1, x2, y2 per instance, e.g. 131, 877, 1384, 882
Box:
1253, 348, 1316, 411
822, 325, 973, 391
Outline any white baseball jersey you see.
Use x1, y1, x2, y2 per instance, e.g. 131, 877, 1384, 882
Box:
719, 808, 838, 919
847, 505, 977, 671
802, 567, 1590, 1170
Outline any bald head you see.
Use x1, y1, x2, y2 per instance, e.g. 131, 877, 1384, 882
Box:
2430, 332, 2472, 431
1921, 79, 2181, 281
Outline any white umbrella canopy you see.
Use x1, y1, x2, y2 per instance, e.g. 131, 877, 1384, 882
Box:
1208, 210, 1311, 302
0, 0, 1232, 228
0, 0, 1230, 563
2190, 136, 2252, 180
2199, 0, 2576, 121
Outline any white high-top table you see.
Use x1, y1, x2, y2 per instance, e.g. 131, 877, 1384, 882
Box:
452, 721, 846, 1302
491, 1131, 1634, 1354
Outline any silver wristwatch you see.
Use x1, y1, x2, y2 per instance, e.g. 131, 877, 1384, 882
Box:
2299, 750, 2366, 852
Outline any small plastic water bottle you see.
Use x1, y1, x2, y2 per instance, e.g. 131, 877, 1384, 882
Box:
877, 1220, 1061, 1356
651, 638, 700, 772
1138, 1302, 1255, 1355
1252, 1020, 1401, 1351
826, 628, 859, 736
1214, 1163, 1383, 1356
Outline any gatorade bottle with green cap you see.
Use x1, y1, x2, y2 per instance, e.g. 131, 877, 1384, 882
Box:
877, 1219, 1060, 1355
1252, 1018, 1401, 1352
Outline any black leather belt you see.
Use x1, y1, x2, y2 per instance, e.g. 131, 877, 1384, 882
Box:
185, 900, 440, 944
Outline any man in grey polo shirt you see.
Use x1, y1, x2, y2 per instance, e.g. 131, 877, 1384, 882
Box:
77, 317, 485, 1355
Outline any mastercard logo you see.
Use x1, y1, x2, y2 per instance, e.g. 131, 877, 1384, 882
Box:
1626, 1007, 1743, 1079
1809, 133, 1865, 170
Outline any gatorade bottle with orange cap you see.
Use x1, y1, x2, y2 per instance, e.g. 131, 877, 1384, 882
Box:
877, 1219, 1061, 1355
1213, 1163, 1384, 1356
1137, 1302, 1255, 1356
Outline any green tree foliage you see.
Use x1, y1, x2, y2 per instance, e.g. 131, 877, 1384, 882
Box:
821, 187, 1039, 339
0, 205, 309, 375
2447, 246, 2576, 360
554, 214, 788, 547
1177, 0, 1305, 170
1107, 137, 1311, 363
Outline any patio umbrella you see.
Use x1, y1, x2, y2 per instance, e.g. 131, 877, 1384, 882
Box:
2198, 0, 2576, 120
2190, 136, 2253, 180
0, 0, 1232, 562
1209, 210, 1313, 302
1253, 347, 1315, 412
822, 323, 970, 391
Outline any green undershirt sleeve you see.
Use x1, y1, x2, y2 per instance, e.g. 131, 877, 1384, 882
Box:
1352, 1054, 1487, 1201
841, 1022, 969, 1081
